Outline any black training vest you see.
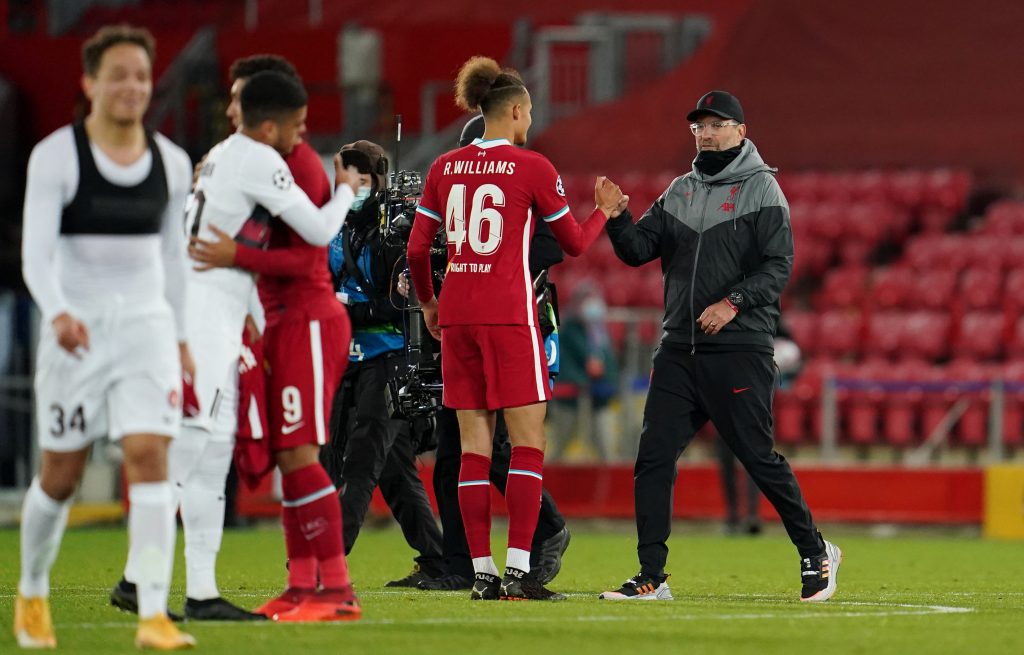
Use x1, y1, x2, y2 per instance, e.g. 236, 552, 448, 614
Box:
60, 122, 169, 235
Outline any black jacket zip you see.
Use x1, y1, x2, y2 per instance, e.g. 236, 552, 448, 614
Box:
690, 183, 711, 353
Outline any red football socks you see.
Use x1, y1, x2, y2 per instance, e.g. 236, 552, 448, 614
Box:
458, 453, 493, 558
506, 446, 544, 552
282, 464, 350, 589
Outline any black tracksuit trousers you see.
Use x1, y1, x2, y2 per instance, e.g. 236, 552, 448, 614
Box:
433, 406, 567, 579
635, 343, 824, 575
321, 356, 444, 575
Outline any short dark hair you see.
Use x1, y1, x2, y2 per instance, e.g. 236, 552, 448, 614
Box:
240, 70, 308, 129
229, 54, 299, 83
82, 24, 155, 77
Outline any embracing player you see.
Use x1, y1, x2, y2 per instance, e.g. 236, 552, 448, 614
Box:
407, 56, 627, 601
187, 70, 361, 622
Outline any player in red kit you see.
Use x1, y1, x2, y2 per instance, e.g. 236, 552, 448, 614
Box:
407, 56, 628, 601
188, 66, 360, 622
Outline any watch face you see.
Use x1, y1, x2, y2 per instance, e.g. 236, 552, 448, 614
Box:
728, 291, 744, 306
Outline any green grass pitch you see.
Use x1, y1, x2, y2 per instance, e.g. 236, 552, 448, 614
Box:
1, 523, 1022, 654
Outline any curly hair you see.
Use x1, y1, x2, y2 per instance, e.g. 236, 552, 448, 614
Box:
454, 56, 526, 115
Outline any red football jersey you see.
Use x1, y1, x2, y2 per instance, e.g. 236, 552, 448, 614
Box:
234, 140, 342, 326
409, 138, 606, 327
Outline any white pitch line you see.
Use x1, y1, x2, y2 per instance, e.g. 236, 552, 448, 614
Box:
55, 601, 973, 629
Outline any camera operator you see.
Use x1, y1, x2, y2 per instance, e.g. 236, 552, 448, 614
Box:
412, 115, 571, 592
320, 140, 444, 587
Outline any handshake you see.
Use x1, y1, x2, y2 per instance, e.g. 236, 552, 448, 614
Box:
594, 177, 629, 219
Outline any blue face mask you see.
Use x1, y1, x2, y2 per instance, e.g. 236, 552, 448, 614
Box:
350, 186, 373, 211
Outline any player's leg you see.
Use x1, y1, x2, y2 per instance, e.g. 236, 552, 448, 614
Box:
455, 408, 500, 599
110, 307, 195, 648
418, 407, 476, 590
600, 343, 705, 602
15, 449, 86, 648
480, 324, 563, 600
120, 433, 195, 648
260, 315, 359, 622
177, 431, 263, 620
697, 351, 837, 601
715, 436, 742, 533
489, 412, 570, 584
17, 321, 107, 648
439, 324, 501, 598
499, 402, 565, 600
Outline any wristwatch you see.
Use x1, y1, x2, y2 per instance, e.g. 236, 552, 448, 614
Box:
726, 290, 744, 312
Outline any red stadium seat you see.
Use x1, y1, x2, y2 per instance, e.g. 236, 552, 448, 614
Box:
963, 236, 1006, 272
843, 359, 890, 445
953, 311, 1005, 361
901, 311, 952, 361
904, 236, 969, 273
774, 387, 806, 445
865, 311, 905, 359
959, 269, 1003, 311
946, 359, 993, 448
909, 270, 958, 311
818, 310, 863, 358
793, 236, 832, 280
882, 359, 933, 447
870, 267, 915, 310
1003, 268, 1024, 316
815, 267, 869, 310
1007, 315, 1024, 359
790, 358, 849, 441
918, 207, 955, 234
1000, 360, 1024, 448
843, 202, 891, 244
887, 170, 926, 209
784, 311, 818, 356
922, 168, 971, 213
807, 202, 847, 242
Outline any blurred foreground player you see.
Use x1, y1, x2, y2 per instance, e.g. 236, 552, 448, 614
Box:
16, 25, 196, 649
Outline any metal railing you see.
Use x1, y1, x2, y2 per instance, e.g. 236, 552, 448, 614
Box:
822, 377, 1014, 464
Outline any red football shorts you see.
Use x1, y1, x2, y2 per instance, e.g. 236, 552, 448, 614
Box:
265, 313, 351, 451
441, 324, 550, 411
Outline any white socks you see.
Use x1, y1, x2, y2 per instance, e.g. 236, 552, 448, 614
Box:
506, 547, 531, 573
472, 556, 500, 577
178, 439, 232, 600
18, 478, 71, 598
472, 552, 532, 576
127, 482, 176, 619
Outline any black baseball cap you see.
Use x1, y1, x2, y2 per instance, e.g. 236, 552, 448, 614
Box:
686, 90, 745, 124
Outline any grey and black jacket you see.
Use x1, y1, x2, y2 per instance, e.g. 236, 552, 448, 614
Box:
606, 139, 793, 352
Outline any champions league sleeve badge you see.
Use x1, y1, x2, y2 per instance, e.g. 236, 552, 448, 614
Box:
272, 169, 294, 191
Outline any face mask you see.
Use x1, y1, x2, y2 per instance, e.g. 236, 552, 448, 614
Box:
350, 185, 373, 211
581, 298, 606, 322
